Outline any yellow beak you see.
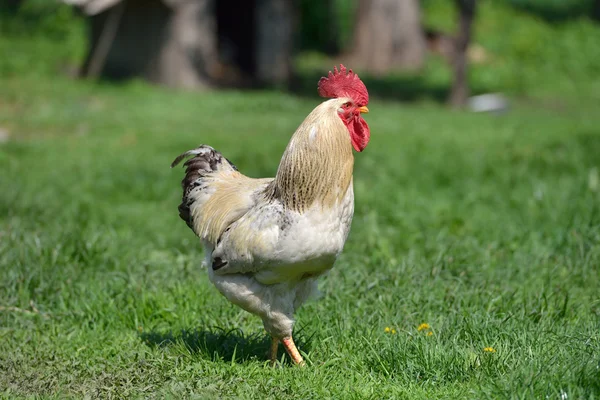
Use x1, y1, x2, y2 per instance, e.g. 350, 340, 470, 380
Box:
358, 106, 369, 114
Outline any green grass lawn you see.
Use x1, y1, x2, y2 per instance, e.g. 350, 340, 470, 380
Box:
1, 2, 600, 397
1, 74, 599, 398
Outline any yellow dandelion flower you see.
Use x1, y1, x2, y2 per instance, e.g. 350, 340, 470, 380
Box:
427, 331, 433, 336
483, 347, 496, 353
391, 329, 397, 334
384, 327, 391, 333
417, 323, 430, 331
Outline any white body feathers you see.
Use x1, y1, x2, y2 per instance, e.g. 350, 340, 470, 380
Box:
172, 98, 356, 339
207, 183, 354, 336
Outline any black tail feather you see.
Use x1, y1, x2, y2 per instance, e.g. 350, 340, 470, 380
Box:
171, 145, 237, 230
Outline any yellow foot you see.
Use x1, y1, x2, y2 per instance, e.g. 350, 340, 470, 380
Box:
269, 336, 279, 366
281, 336, 305, 366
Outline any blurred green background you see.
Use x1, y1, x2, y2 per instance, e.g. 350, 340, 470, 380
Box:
1, 0, 600, 100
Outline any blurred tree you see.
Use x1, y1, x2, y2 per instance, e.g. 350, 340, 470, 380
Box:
448, 0, 476, 107
67, 0, 294, 89
80, 0, 217, 89
0, 0, 23, 12
299, 0, 341, 55
351, 0, 426, 75
254, 0, 294, 86
215, 0, 255, 85
593, 0, 600, 20
322, 0, 340, 54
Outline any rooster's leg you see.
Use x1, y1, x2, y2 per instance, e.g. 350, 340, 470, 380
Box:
269, 336, 279, 365
281, 336, 305, 365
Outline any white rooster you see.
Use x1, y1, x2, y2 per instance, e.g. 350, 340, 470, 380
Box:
171, 65, 370, 365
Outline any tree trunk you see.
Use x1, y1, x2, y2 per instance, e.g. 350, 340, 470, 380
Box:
448, 0, 477, 108
0, 0, 23, 12
152, 0, 217, 89
351, 0, 426, 75
215, 0, 256, 86
254, 0, 294, 86
323, 0, 340, 55
81, 0, 217, 89
593, 0, 600, 21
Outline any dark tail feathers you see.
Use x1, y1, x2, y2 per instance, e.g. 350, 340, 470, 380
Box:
171, 145, 237, 229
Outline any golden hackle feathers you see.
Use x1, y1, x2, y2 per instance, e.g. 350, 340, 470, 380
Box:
272, 98, 354, 212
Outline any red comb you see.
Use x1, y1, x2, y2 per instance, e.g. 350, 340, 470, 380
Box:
318, 65, 369, 106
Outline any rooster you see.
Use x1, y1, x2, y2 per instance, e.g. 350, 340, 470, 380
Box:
171, 65, 370, 365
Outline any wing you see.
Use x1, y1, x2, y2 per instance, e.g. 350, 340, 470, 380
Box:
171, 145, 273, 245
172, 145, 340, 285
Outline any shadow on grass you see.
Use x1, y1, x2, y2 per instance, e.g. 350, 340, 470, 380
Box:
140, 327, 313, 364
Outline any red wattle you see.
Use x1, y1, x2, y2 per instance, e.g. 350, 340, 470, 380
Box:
349, 116, 370, 152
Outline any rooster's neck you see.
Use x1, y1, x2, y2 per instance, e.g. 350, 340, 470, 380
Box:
270, 103, 354, 212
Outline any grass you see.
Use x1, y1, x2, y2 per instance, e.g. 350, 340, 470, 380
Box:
1, 2, 600, 399
1, 76, 599, 398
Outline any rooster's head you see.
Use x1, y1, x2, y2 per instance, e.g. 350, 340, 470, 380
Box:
318, 65, 370, 152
